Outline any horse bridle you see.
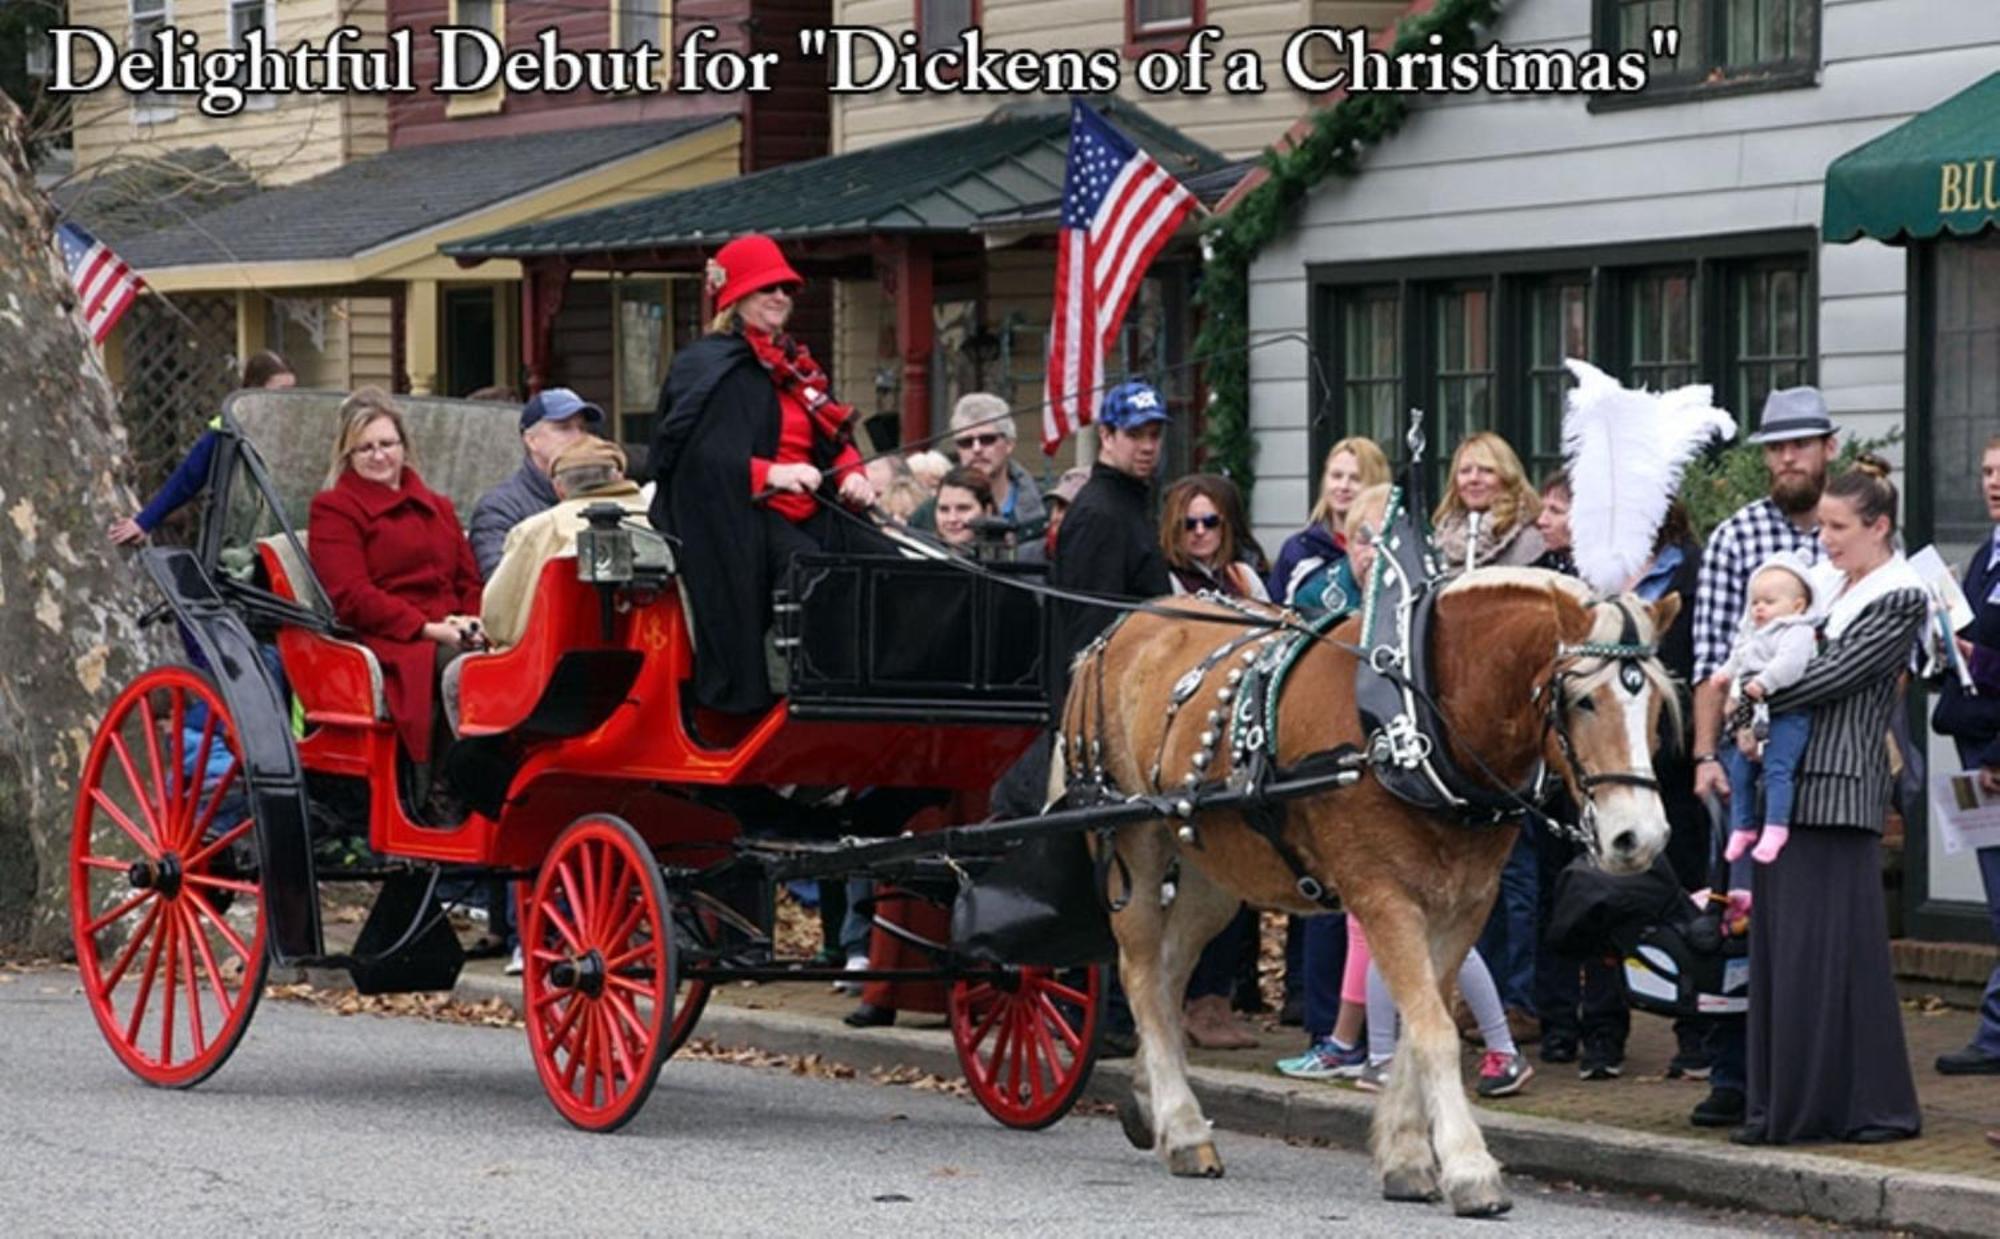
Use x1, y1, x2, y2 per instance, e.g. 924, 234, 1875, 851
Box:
1539, 598, 1665, 851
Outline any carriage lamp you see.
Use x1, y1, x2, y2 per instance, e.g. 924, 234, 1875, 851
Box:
576, 503, 635, 585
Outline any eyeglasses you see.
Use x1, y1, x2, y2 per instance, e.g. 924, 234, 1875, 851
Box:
759, 283, 799, 299
349, 438, 403, 458
1182, 514, 1223, 532
954, 432, 1005, 450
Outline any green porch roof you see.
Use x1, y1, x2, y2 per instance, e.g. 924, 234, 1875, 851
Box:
1824, 72, 2000, 244
444, 99, 1225, 260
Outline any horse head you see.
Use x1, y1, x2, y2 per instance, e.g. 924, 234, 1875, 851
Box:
1540, 586, 1682, 875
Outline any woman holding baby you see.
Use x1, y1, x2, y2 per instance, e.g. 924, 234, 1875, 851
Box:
1719, 455, 1927, 1147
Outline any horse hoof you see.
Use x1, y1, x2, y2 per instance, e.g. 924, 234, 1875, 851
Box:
1448, 1182, 1513, 1219
1381, 1168, 1441, 1203
1117, 1096, 1153, 1151
1168, 1142, 1225, 1178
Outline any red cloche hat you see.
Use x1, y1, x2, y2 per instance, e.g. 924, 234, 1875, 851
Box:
708, 234, 804, 311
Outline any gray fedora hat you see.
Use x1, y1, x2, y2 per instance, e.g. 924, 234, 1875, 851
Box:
1746, 386, 1838, 445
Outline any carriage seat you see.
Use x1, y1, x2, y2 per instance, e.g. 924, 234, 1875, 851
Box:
255, 533, 387, 725
447, 555, 662, 740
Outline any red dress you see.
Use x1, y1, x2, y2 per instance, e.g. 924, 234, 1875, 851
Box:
308, 466, 483, 762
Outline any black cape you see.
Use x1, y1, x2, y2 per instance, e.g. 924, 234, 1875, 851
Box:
647, 333, 842, 715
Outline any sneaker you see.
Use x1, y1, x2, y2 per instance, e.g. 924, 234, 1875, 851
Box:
1476, 1050, 1533, 1098
833, 953, 868, 995
1276, 1037, 1367, 1081
1540, 1032, 1579, 1064
1578, 1050, 1624, 1081
1354, 1058, 1392, 1093
1665, 1050, 1712, 1080
504, 945, 524, 977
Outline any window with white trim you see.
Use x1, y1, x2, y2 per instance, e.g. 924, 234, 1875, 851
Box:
916, 0, 976, 55
446, 0, 505, 116
129, 0, 174, 124
228, 0, 276, 109
612, 0, 669, 88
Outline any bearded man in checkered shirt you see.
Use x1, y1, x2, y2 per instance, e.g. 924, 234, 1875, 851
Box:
1683, 385, 1841, 1132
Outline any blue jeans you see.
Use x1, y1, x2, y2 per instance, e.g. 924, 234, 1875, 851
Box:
1475, 824, 1539, 1014
1721, 709, 1811, 831
1300, 913, 1348, 1042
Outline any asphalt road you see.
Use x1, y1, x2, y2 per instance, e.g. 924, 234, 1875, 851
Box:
1, 974, 1831, 1236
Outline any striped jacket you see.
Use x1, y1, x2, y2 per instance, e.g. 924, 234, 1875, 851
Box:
1765, 588, 1927, 833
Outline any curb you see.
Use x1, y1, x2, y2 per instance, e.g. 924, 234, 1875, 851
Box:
454, 971, 1996, 1236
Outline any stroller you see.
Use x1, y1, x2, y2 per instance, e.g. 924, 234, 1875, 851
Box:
1546, 795, 1748, 1019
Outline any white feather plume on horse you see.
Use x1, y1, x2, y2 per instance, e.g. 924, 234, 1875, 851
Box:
1561, 359, 1736, 595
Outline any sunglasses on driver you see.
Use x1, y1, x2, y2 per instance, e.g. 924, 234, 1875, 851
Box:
1182, 514, 1223, 531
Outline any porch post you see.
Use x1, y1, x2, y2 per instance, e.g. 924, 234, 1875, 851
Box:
404, 279, 439, 396
519, 260, 572, 396
893, 238, 933, 446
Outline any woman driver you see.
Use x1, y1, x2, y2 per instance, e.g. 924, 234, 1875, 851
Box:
647, 234, 880, 715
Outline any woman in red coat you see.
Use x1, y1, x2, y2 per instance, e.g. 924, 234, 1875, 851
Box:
308, 389, 483, 800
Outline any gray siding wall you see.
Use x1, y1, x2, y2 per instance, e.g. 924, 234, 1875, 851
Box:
1244, 0, 2000, 549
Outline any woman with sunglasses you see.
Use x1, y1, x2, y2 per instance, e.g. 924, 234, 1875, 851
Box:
1160, 473, 1270, 603
1154, 473, 1268, 1048
647, 234, 880, 716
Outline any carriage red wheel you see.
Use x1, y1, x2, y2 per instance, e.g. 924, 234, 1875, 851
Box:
70, 666, 269, 1088
950, 963, 1104, 1130
661, 902, 719, 1060
523, 814, 674, 1132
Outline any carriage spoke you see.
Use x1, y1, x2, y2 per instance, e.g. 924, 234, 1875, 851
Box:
184, 889, 253, 963
1006, 1006, 1029, 1102
84, 889, 156, 939
539, 901, 587, 958
124, 909, 170, 1045
90, 788, 160, 861
591, 847, 620, 942
602, 896, 647, 958
165, 691, 186, 846
80, 854, 140, 873
964, 991, 1008, 1054
1028, 1007, 1066, 1096
137, 696, 172, 846
174, 911, 208, 1059
108, 734, 169, 850
176, 708, 221, 851
185, 873, 259, 896
562, 1004, 595, 1095
552, 860, 588, 943
602, 971, 655, 998
1038, 978, 1092, 1008
101, 900, 165, 991
596, 1005, 629, 1092
185, 761, 242, 853
574, 848, 601, 943
543, 991, 586, 1049
179, 900, 234, 1014
604, 988, 650, 1048
181, 817, 254, 872
158, 911, 180, 1064
600, 937, 659, 976
1035, 993, 1084, 1055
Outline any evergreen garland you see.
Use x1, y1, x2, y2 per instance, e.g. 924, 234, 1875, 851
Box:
1195, 0, 1505, 495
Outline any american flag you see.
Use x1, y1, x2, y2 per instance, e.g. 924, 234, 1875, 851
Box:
57, 222, 144, 345
1042, 101, 1197, 453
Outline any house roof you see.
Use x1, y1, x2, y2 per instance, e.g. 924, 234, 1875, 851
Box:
53, 146, 261, 248
113, 117, 732, 271
444, 98, 1228, 260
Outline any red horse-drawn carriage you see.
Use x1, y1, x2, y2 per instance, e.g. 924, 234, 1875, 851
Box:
70, 392, 1111, 1133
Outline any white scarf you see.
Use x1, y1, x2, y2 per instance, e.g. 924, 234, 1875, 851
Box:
1814, 552, 1940, 673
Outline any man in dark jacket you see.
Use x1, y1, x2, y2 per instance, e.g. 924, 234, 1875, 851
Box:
1050, 380, 1171, 678
468, 388, 604, 579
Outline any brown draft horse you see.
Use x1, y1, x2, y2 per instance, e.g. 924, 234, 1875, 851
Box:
1054, 567, 1681, 1217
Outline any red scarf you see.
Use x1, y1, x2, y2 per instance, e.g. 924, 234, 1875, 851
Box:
743, 327, 854, 448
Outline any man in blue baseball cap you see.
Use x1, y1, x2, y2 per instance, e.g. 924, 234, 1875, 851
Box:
1030, 378, 1172, 1060
468, 387, 606, 578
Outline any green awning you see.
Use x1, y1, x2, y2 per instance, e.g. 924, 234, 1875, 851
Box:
1824, 72, 2000, 244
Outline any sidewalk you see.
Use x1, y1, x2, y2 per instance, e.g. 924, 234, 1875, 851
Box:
451, 956, 2000, 1236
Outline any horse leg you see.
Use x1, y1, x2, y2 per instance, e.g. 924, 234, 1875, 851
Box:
1361, 902, 1443, 1204
1420, 909, 1511, 1217
1108, 824, 1235, 1178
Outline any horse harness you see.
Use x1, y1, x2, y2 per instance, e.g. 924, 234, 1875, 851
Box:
1064, 593, 1363, 912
